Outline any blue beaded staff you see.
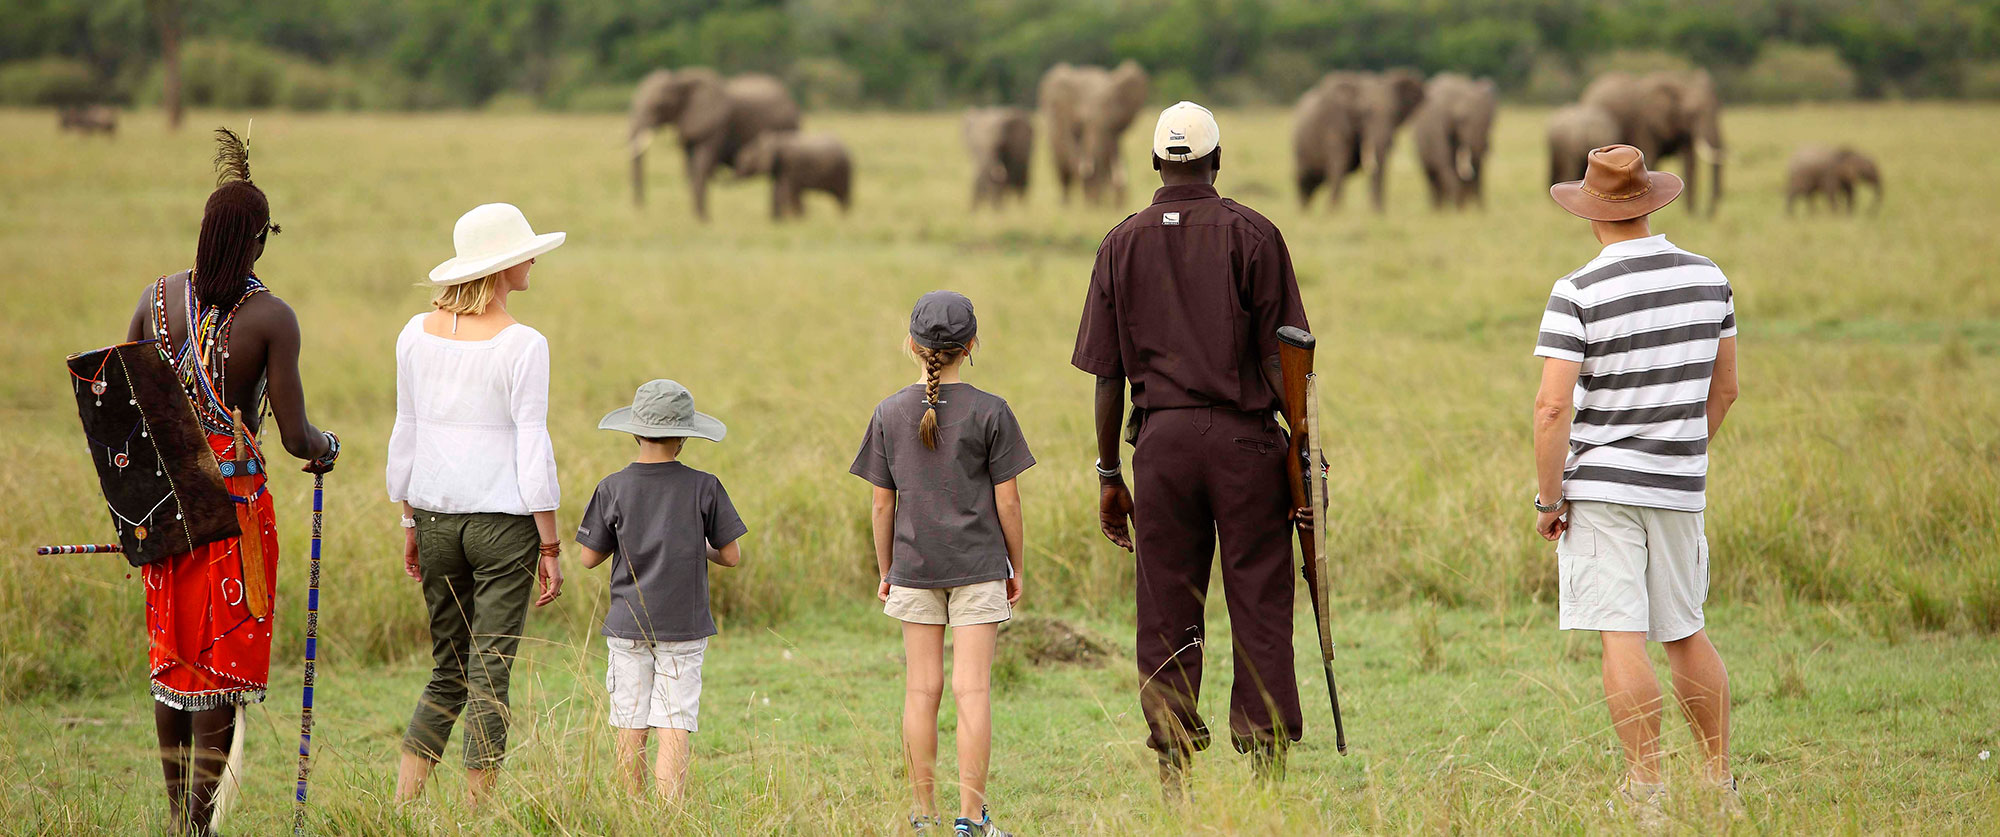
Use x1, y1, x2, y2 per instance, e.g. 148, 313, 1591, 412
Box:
293, 473, 324, 835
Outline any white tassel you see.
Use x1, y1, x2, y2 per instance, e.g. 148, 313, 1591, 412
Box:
209, 706, 247, 833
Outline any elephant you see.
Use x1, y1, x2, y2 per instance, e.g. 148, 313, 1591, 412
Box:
1578, 71, 1725, 216
963, 106, 1034, 209
734, 132, 852, 220
58, 105, 117, 135
1037, 61, 1150, 205
628, 67, 801, 219
1409, 73, 1496, 210
1292, 69, 1427, 212
1546, 103, 1620, 185
1786, 146, 1881, 214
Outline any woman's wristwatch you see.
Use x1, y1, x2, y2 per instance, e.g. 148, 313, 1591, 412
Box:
1534, 494, 1566, 513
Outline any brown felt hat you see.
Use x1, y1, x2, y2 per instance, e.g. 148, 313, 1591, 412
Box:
1550, 144, 1683, 221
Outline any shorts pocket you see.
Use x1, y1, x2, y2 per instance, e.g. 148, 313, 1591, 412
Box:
1557, 529, 1599, 607
1695, 536, 1710, 603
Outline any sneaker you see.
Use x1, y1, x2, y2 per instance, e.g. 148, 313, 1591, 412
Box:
1712, 775, 1747, 820
951, 806, 1013, 837
1610, 779, 1669, 830
910, 814, 944, 832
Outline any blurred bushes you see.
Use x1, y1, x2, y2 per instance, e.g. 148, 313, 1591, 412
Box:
7, 0, 2000, 110
0, 58, 102, 106
1733, 44, 1859, 102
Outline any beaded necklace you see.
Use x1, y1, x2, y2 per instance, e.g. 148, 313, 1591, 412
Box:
154, 271, 268, 439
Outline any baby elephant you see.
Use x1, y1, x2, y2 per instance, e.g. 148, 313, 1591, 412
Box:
1786, 146, 1880, 215
737, 132, 852, 220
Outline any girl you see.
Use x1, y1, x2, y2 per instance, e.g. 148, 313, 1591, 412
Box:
850, 291, 1033, 836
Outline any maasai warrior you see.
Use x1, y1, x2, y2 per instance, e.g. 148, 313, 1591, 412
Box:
122, 128, 340, 836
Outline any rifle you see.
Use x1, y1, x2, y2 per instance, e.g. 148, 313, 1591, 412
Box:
1277, 325, 1346, 754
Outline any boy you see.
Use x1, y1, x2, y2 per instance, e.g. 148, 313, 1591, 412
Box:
1533, 145, 1742, 825
576, 379, 748, 800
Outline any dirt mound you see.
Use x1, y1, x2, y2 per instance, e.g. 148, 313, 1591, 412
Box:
1000, 616, 1112, 666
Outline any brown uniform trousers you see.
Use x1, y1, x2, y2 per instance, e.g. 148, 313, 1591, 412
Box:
1132, 406, 1303, 756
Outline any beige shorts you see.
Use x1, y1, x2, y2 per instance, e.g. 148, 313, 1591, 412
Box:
1558, 501, 1709, 642
605, 636, 707, 731
884, 579, 1011, 627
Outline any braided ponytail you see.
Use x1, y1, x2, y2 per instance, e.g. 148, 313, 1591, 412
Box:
914, 344, 964, 450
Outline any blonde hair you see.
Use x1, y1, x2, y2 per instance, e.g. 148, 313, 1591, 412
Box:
432, 274, 502, 315
910, 339, 972, 450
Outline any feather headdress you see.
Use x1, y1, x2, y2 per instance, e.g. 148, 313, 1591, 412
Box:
212, 126, 254, 186
194, 123, 278, 308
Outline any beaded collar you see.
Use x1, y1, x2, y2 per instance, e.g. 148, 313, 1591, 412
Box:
153, 271, 268, 438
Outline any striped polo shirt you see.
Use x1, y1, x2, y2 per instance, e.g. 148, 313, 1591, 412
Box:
1533, 235, 1736, 512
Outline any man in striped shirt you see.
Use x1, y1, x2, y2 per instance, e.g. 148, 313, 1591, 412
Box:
1533, 145, 1743, 823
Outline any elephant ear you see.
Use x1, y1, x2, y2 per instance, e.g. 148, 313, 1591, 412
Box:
677, 70, 731, 143
1106, 61, 1151, 127
1389, 70, 1426, 123
629, 70, 677, 147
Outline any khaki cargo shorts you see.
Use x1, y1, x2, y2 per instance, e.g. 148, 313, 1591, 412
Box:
605, 636, 707, 731
884, 579, 1011, 627
1557, 500, 1709, 642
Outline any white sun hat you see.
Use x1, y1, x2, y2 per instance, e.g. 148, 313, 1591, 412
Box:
1152, 100, 1220, 162
427, 203, 566, 286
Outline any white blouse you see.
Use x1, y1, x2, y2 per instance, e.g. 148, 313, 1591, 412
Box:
385, 315, 560, 516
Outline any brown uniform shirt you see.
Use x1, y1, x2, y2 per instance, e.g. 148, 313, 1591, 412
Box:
1071, 184, 1310, 413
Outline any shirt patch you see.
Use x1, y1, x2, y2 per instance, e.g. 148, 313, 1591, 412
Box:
1162, 211, 1180, 225
577, 525, 591, 536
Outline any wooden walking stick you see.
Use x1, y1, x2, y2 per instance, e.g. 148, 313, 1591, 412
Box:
293, 472, 324, 835
1277, 326, 1346, 754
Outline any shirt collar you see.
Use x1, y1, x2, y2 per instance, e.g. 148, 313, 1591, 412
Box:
1598, 234, 1674, 259
1151, 183, 1219, 204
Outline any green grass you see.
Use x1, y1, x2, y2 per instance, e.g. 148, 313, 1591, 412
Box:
1, 103, 1998, 832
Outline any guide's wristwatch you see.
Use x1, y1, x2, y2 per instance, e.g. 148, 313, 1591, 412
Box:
1534, 495, 1566, 514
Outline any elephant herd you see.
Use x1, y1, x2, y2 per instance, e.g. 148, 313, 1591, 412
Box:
622, 63, 1881, 222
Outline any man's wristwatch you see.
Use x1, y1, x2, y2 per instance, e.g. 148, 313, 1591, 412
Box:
1534, 495, 1566, 513
400, 516, 417, 530
1094, 459, 1122, 479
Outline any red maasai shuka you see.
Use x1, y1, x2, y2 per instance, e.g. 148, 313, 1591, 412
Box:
145, 430, 279, 710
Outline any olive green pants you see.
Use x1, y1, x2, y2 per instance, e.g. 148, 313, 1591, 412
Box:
402, 510, 537, 770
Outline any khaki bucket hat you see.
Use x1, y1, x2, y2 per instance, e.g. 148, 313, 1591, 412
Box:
598, 379, 726, 442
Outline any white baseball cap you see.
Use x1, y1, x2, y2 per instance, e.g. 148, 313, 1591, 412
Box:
1152, 101, 1220, 162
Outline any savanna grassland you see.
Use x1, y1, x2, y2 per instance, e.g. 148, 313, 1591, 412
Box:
0, 103, 1996, 834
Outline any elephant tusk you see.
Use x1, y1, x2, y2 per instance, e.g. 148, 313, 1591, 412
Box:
1697, 140, 1726, 163
1455, 148, 1475, 182
629, 131, 655, 158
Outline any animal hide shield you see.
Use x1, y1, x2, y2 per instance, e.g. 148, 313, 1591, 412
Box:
67, 342, 238, 567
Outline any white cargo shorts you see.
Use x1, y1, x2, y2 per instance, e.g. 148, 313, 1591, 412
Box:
1557, 500, 1709, 642
605, 636, 707, 731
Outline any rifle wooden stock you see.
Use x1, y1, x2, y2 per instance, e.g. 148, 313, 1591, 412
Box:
1277, 326, 1316, 570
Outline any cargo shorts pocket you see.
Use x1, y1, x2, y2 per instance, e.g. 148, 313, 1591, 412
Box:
1557, 529, 1600, 607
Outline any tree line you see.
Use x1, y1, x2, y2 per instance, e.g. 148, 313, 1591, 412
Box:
5, 0, 2000, 111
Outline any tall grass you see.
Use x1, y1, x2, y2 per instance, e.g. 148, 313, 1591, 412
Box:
1, 103, 1997, 704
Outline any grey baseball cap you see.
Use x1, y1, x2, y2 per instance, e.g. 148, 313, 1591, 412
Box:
598, 379, 727, 442
910, 290, 977, 350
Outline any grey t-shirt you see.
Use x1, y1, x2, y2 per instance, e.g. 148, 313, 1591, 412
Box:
849, 382, 1035, 588
575, 461, 748, 642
